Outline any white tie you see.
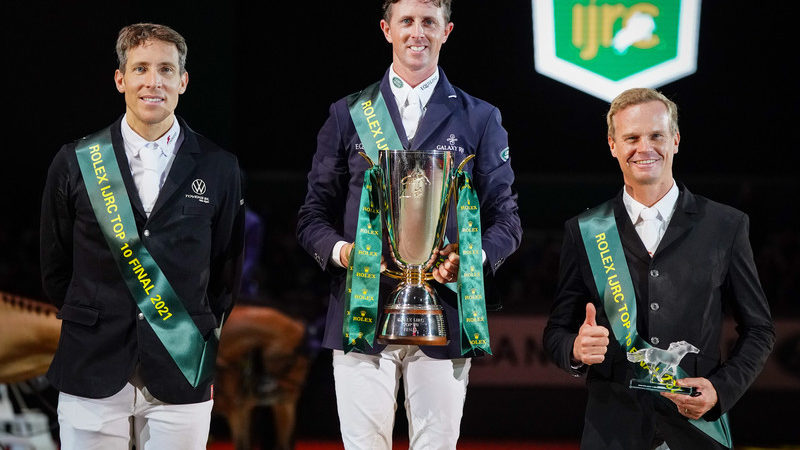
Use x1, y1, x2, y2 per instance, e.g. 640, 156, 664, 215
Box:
139, 143, 161, 216
639, 207, 661, 256
402, 89, 422, 140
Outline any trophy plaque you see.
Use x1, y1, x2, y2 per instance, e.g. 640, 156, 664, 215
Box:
627, 340, 699, 395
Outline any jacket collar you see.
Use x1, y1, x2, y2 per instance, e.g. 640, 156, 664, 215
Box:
613, 182, 698, 263
110, 115, 200, 221
379, 67, 458, 150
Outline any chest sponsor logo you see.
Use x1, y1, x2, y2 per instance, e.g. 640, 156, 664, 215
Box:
532, 0, 701, 101
186, 178, 210, 203
192, 179, 206, 195
436, 133, 465, 153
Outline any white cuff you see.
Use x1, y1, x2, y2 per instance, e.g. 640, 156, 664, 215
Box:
331, 240, 347, 268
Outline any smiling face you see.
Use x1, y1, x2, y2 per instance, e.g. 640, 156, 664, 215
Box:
380, 0, 453, 86
114, 39, 188, 140
608, 100, 680, 194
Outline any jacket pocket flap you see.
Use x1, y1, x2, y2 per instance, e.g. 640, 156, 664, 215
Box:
57, 304, 100, 326
191, 312, 218, 337
183, 205, 214, 216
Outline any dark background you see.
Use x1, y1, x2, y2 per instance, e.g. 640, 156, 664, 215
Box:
3, 0, 799, 446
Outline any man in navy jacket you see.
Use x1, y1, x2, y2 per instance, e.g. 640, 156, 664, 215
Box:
297, 0, 521, 448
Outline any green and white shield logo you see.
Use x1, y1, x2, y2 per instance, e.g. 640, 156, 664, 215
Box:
532, 0, 701, 101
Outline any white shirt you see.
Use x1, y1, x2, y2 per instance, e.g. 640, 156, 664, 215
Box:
388, 64, 439, 141
120, 115, 181, 217
622, 181, 680, 255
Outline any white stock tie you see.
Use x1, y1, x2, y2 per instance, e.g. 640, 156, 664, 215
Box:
402, 89, 422, 140
139, 143, 161, 216
640, 207, 661, 257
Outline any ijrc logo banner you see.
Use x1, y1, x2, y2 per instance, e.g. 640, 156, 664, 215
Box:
532, 0, 701, 101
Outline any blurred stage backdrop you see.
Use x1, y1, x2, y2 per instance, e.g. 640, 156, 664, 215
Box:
2, 0, 799, 447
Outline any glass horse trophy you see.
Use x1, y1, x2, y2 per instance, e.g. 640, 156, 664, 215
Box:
627, 340, 700, 395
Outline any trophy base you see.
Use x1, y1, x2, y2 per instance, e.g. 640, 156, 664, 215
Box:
376, 335, 448, 346
377, 282, 448, 346
629, 379, 697, 396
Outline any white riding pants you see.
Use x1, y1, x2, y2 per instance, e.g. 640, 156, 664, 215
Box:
57, 382, 213, 450
333, 345, 471, 450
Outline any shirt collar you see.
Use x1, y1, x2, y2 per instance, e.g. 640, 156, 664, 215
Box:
388, 64, 439, 109
120, 114, 181, 158
622, 180, 680, 224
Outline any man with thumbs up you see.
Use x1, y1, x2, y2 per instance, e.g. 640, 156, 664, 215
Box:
543, 88, 774, 449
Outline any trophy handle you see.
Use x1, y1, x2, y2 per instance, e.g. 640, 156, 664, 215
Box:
359, 152, 376, 167
456, 154, 476, 173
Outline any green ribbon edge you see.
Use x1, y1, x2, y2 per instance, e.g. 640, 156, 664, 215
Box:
578, 202, 732, 448
75, 126, 217, 388
342, 167, 383, 353
456, 172, 491, 355
346, 81, 404, 163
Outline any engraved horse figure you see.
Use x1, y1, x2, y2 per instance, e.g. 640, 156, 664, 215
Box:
626, 340, 699, 382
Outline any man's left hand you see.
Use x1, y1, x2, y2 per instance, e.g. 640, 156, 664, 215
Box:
661, 377, 718, 420
432, 244, 459, 284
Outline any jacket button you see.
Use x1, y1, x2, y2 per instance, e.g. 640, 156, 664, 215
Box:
650, 336, 660, 345
650, 302, 660, 311
143, 229, 150, 237
649, 269, 659, 277
138, 312, 144, 320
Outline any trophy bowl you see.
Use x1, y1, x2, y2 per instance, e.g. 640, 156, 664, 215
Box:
376, 149, 454, 346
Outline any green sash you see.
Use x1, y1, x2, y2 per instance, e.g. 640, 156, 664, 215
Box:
341, 82, 400, 352
455, 172, 491, 355
342, 81, 491, 355
75, 126, 217, 388
578, 202, 732, 448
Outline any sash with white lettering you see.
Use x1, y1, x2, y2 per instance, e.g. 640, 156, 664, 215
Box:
342, 82, 403, 352
75, 127, 217, 388
578, 202, 732, 447
456, 171, 491, 355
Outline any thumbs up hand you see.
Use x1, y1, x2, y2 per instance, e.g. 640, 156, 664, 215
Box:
572, 303, 610, 365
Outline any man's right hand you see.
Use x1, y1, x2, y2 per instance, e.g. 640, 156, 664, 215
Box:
340, 242, 355, 268
572, 303, 610, 365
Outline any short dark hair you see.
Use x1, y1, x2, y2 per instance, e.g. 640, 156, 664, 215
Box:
382, 0, 452, 23
116, 23, 187, 74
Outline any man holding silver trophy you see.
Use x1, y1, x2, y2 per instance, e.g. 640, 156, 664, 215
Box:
543, 88, 774, 449
297, 0, 521, 448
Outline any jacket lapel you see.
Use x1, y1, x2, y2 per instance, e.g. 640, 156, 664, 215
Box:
110, 117, 147, 221
149, 117, 199, 218
410, 68, 456, 150
613, 192, 651, 265
655, 184, 697, 255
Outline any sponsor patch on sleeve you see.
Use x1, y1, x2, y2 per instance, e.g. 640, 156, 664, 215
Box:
500, 147, 510, 162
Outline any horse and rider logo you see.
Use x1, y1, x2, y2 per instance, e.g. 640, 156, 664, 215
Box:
532, 1, 701, 101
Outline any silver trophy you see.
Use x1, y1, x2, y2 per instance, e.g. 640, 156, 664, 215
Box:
358, 149, 472, 346
627, 340, 699, 395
